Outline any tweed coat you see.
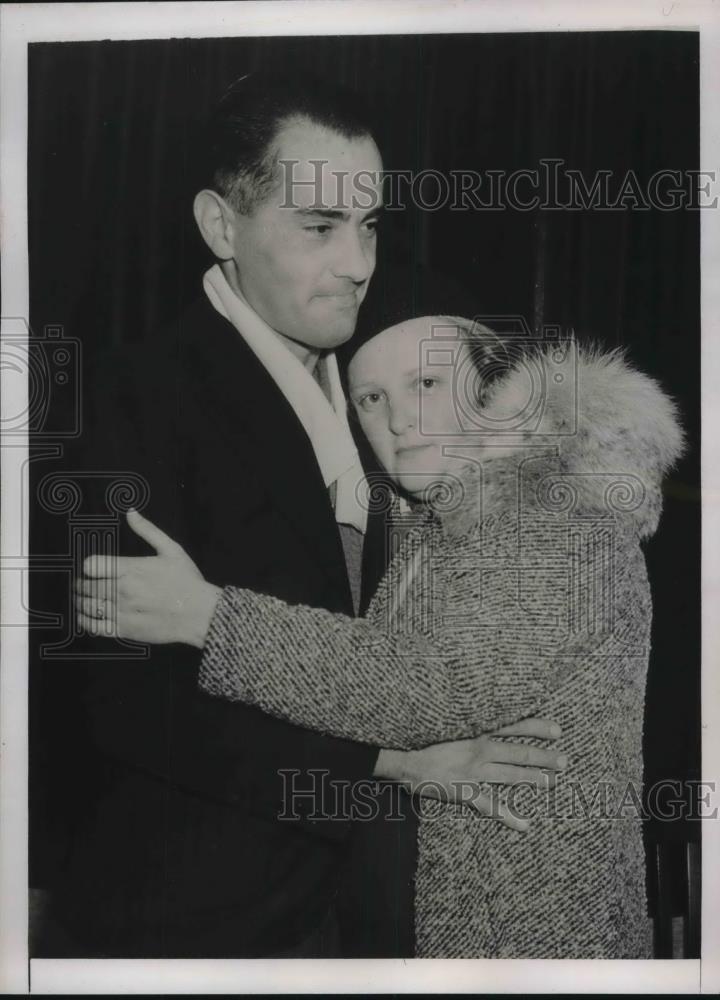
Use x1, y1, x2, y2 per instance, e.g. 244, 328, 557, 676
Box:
199, 345, 684, 957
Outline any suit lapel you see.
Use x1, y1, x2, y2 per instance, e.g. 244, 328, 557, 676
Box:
180, 300, 354, 611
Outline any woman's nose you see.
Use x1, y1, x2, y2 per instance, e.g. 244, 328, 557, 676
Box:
388, 401, 415, 436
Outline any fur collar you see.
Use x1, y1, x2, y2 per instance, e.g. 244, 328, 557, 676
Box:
435, 343, 685, 540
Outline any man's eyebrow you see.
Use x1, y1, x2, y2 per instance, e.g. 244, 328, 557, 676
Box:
362, 205, 384, 221
294, 208, 350, 221
293, 205, 385, 222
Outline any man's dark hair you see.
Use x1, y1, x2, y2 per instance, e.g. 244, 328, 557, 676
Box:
202, 72, 375, 214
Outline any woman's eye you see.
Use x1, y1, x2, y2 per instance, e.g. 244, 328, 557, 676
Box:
420, 377, 437, 390
357, 392, 384, 411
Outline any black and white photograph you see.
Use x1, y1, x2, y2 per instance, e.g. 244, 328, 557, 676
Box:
1, 1, 718, 994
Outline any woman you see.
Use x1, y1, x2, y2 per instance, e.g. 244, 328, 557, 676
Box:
78, 317, 683, 957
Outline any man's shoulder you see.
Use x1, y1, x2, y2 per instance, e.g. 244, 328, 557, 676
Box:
96, 295, 249, 396
123, 294, 237, 365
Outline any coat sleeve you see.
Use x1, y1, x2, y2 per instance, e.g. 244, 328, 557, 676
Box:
199, 518, 641, 750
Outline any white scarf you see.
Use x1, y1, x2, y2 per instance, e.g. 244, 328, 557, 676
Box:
203, 264, 367, 535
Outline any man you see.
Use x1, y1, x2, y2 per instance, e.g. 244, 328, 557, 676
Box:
45, 73, 563, 958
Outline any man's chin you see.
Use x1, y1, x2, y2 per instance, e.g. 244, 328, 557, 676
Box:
319, 317, 359, 349
283, 317, 357, 353
314, 299, 359, 332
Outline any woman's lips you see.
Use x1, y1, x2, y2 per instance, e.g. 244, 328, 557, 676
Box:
396, 443, 433, 458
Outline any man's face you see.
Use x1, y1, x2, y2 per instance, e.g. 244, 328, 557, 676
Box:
229, 118, 383, 357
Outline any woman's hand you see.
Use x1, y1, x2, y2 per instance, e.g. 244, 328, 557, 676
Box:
75, 510, 222, 648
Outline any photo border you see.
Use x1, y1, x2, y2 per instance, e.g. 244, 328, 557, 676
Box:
1, 1, 718, 993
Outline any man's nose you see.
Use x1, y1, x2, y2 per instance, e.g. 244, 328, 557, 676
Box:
332, 226, 374, 284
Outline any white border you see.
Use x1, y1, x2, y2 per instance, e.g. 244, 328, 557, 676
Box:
699, 9, 720, 999
0, 0, 714, 40
0, 8, 30, 998
1, 1, 718, 994
23, 958, 706, 994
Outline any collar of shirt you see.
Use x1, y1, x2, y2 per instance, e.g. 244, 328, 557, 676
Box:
203, 264, 367, 535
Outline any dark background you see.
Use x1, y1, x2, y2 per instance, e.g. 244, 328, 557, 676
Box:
28, 31, 700, 938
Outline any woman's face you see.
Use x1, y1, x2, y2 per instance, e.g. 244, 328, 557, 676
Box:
348, 318, 474, 498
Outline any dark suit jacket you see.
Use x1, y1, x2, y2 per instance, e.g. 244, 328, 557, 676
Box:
48, 295, 384, 957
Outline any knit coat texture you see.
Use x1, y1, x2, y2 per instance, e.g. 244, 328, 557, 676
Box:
199, 345, 684, 957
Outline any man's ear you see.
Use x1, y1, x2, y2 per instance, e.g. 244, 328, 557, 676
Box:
193, 189, 237, 260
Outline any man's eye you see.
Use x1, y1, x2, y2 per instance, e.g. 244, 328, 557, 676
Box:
419, 377, 438, 390
305, 224, 332, 236
362, 218, 379, 236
